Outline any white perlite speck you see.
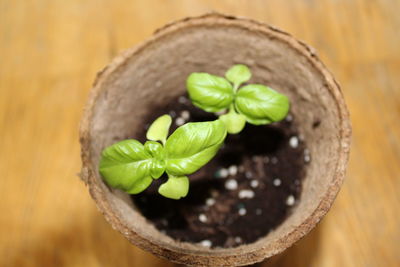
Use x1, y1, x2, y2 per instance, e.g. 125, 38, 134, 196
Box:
218, 168, 229, 178
200, 240, 212, 247
238, 189, 255, 199
206, 198, 215, 206
304, 148, 311, 162
228, 165, 238, 176
255, 208, 262, 215
225, 179, 238, 190
235, 237, 242, 243
175, 117, 185, 126
245, 171, 253, 179
169, 110, 176, 117
286, 114, 293, 122
199, 214, 207, 223
273, 178, 281, 187
289, 136, 299, 148
238, 208, 247, 216
271, 157, 278, 164
180, 110, 190, 120
250, 180, 259, 188
286, 195, 295, 206
178, 96, 187, 104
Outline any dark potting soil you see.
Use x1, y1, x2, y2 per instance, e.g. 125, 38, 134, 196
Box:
132, 94, 310, 248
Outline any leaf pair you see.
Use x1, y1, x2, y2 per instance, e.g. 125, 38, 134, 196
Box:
187, 64, 290, 134
99, 115, 227, 199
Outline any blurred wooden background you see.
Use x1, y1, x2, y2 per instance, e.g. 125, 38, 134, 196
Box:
1, 0, 399, 266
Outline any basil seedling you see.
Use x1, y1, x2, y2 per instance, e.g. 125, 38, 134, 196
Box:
99, 115, 227, 199
187, 64, 290, 134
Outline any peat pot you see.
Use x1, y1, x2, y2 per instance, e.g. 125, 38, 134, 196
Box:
79, 13, 351, 267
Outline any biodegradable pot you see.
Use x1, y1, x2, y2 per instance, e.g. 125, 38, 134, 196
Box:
80, 13, 351, 267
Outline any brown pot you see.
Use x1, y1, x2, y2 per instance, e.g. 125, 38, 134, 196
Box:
79, 13, 351, 267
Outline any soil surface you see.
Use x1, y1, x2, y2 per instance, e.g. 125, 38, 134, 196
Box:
132, 94, 309, 248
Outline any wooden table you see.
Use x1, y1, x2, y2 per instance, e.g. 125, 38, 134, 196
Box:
1, 1, 399, 266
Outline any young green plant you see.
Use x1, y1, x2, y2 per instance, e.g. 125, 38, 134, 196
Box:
99, 115, 227, 199
187, 64, 290, 134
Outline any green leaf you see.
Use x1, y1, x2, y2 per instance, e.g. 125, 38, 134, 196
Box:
146, 114, 172, 144
235, 84, 290, 125
219, 110, 247, 134
186, 72, 234, 112
165, 120, 227, 176
158, 175, 189, 200
127, 176, 153, 194
225, 64, 251, 88
99, 139, 153, 192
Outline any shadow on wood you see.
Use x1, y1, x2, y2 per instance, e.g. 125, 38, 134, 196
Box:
253, 223, 321, 267
5, 208, 173, 267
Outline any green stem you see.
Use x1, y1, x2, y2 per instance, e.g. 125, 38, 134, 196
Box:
229, 103, 236, 114
167, 173, 176, 179
233, 83, 240, 92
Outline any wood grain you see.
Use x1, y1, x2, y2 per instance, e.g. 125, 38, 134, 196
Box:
0, 0, 399, 266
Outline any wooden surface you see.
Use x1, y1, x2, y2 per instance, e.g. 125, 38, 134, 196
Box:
0, 0, 399, 266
